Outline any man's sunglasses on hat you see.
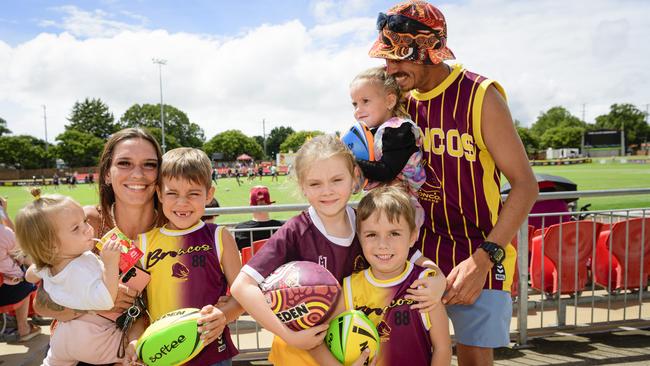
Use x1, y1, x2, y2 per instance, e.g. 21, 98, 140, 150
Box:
376, 12, 431, 34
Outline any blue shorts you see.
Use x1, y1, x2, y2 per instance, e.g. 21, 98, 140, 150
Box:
210, 359, 232, 366
446, 289, 512, 348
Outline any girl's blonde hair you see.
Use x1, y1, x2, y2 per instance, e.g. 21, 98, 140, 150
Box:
15, 188, 73, 268
351, 66, 409, 119
294, 134, 357, 186
356, 185, 416, 233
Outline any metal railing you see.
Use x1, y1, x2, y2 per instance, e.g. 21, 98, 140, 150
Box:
209, 188, 650, 355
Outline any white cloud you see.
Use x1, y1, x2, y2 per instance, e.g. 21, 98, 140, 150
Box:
1, 0, 649, 147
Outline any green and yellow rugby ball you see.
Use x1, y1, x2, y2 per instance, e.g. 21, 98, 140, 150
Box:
136, 308, 204, 366
325, 310, 380, 366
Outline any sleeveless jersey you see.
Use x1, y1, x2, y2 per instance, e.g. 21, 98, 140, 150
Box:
343, 262, 434, 366
242, 206, 367, 366
140, 222, 238, 364
407, 64, 516, 291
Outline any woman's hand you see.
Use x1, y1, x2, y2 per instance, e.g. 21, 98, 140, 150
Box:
108, 284, 137, 313
197, 304, 227, 346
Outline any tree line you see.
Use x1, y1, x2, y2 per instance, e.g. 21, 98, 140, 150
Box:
0, 99, 322, 169
516, 104, 648, 156
0, 100, 647, 170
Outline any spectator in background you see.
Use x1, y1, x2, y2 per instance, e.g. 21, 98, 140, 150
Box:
201, 198, 220, 224
0, 197, 40, 342
234, 186, 284, 250
270, 164, 278, 183
52, 173, 60, 189
258, 164, 264, 181
212, 167, 219, 186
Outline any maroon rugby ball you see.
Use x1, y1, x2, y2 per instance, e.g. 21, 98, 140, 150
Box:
260, 261, 341, 331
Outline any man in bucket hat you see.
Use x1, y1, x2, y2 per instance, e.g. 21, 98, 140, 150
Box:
370, 1, 538, 364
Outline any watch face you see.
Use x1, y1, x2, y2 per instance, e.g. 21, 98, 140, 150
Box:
493, 248, 505, 263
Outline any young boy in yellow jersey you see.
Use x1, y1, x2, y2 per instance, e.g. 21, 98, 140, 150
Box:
311, 186, 451, 366
127, 148, 243, 366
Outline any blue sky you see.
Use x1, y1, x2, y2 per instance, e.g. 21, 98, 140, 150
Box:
1, 0, 401, 45
1, 0, 648, 141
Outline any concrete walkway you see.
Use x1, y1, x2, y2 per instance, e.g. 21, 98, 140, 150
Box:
2, 320, 650, 366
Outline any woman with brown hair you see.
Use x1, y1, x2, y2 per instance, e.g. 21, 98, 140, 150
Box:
33, 128, 164, 322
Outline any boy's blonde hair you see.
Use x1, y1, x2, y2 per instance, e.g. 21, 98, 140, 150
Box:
15, 188, 73, 268
294, 134, 357, 186
351, 66, 409, 119
356, 186, 416, 232
161, 148, 213, 190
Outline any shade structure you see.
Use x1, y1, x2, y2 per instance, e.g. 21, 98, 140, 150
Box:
502, 173, 579, 230
501, 173, 577, 196
236, 153, 253, 161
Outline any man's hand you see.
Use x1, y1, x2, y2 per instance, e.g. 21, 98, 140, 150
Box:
406, 271, 446, 313
442, 250, 492, 305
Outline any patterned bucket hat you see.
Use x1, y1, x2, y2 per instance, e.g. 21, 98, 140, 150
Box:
369, 0, 455, 65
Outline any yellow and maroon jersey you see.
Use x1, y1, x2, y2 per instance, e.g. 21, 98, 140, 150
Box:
140, 221, 237, 364
408, 64, 516, 291
343, 262, 435, 365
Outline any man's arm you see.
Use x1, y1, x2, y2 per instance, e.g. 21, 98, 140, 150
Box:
443, 85, 538, 305
480, 86, 538, 247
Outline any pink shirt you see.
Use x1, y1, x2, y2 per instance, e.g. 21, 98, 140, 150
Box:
0, 224, 24, 283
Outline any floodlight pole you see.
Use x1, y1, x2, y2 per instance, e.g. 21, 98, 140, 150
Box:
42, 105, 48, 151
262, 118, 267, 157
153, 58, 167, 153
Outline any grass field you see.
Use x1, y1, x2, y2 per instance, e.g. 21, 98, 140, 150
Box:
1, 161, 648, 224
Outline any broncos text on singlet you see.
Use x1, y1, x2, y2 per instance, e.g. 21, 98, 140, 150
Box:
407, 64, 516, 291
140, 221, 238, 365
343, 262, 435, 365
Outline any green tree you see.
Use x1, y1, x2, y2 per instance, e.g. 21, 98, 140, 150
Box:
280, 131, 324, 153
119, 104, 205, 148
530, 106, 586, 137
253, 136, 265, 156
142, 127, 180, 150
594, 103, 649, 146
515, 125, 539, 156
203, 130, 263, 161
540, 126, 584, 149
54, 130, 105, 167
0, 135, 52, 169
266, 126, 295, 160
66, 98, 119, 139
0, 117, 11, 136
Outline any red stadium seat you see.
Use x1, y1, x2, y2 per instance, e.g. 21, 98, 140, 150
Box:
530, 221, 602, 295
593, 218, 650, 291
251, 239, 268, 254
240, 239, 268, 265
240, 247, 252, 265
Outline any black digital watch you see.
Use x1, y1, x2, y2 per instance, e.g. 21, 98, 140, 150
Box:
479, 241, 505, 265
